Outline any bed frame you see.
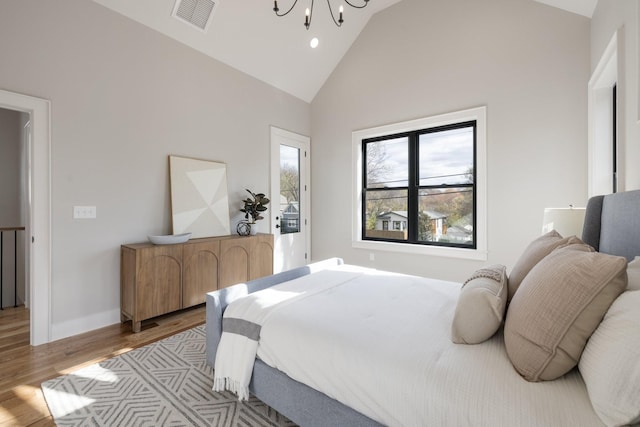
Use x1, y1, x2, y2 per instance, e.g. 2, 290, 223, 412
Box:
206, 189, 640, 426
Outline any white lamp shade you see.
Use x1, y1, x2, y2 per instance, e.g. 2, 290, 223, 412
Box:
542, 207, 586, 238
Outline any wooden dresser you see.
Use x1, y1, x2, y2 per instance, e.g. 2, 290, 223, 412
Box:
120, 233, 273, 332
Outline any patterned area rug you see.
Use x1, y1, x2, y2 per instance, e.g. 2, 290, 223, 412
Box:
41, 326, 297, 426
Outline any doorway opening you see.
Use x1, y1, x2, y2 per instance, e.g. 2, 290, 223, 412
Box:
0, 89, 51, 346
0, 108, 28, 323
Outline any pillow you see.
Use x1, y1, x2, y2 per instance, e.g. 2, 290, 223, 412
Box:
579, 290, 640, 427
451, 265, 508, 344
504, 244, 627, 382
627, 256, 640, 291
508, 230, 581, 301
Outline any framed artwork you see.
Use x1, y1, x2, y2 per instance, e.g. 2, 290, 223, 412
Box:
169, 155, 230, 238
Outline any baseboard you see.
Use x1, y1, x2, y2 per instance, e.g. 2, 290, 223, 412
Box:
51, 309, 120, 341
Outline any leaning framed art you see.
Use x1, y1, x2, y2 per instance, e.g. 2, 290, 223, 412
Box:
169, 155, 231, 238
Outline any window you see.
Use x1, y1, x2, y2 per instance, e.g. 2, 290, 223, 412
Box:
352, 107, 487, 260
363, 121, 475, 248
280, 144, 301, 234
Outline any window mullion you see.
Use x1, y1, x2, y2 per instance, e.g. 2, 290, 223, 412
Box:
407, 133, 418, 243
361, 142, 368, 241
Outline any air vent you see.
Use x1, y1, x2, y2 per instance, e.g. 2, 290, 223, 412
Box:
172, 0, 217, 32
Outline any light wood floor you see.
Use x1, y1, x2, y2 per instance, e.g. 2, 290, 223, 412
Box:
0, 305, 205, 426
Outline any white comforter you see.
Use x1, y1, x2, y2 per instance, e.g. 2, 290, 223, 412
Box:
214, 266, 366, 400
252, 264, 603, 427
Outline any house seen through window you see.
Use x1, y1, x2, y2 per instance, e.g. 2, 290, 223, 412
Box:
362, 121, 476, 248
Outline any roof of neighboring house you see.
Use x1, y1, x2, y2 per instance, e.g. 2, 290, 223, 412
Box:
424, 211, 447, 219
284, 203, 299, 213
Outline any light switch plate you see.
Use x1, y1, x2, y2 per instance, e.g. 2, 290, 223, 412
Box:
73, 206, 96, 219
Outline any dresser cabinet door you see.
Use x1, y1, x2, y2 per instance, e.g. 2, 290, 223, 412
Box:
219, 238, 253, 288
136, 246, 182, 321
251, 234, 274, 280
183, 240, 220, 307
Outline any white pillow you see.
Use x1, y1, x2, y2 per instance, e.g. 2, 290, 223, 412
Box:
451, 265, 507, 344
627, 256, 640, 291
579, 290, 640, 426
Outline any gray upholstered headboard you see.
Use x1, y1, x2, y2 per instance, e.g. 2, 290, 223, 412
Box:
582, 189, 640, 261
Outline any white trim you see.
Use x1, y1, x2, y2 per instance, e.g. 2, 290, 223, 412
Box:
588, 30, 621, 196
0, 89, 51, 345
270, 126, 311, 272
351, 106, 487, 261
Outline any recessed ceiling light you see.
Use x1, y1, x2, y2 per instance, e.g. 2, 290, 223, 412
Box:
310, 37, 319, 49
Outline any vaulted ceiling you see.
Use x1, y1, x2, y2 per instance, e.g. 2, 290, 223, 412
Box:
92, 0, 597, 103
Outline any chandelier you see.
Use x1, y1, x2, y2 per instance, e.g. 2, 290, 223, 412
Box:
273, 0, 370, 30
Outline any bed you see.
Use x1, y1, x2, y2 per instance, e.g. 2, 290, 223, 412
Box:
206, 190, 640, 427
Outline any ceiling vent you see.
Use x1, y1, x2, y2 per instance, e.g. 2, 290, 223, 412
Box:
172, 0, 218, 32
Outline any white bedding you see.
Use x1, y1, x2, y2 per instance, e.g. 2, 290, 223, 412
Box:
214, 266, 366, 399
253, 264, 604, 427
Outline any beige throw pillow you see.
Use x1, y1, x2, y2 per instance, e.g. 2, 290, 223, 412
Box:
508, 231, 581, 301
627, 256, 640, 291
451, 265, 507, 344
579, 290, 640, 427
504, 244, 627, 382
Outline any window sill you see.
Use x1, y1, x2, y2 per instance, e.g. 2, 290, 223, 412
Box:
352, 239, 488, 261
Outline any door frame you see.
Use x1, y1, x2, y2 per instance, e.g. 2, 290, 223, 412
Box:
0, 89, 51, 346
588, 30, 621, 196
270, 126, 311, 271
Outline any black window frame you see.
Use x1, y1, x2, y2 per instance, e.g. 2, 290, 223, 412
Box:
612, 84, 617, 194
361, 120, 477, 249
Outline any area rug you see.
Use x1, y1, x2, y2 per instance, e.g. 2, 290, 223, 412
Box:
41, 325, 297, 426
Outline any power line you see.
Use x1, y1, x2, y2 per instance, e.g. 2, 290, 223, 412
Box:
369, 172, 472, 186
366, 188, 472, 202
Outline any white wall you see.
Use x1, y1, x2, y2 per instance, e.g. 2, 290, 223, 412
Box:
591, 0, 640, 192
0, 0, 310, 340
310, 0, 590, 281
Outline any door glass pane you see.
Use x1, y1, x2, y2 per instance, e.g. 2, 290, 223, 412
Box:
364, 189, 408, 241
280, 145, 300, 234
419, 127, 473, 186
366, 137, 408, 188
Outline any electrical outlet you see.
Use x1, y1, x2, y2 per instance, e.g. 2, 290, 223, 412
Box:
369, 253, 375, 261
73, 206, 97, 219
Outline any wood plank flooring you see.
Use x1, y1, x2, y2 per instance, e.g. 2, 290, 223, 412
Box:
0, 305, 205, 426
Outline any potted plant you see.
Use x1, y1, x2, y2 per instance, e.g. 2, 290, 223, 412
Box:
238, 189, 270, 235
